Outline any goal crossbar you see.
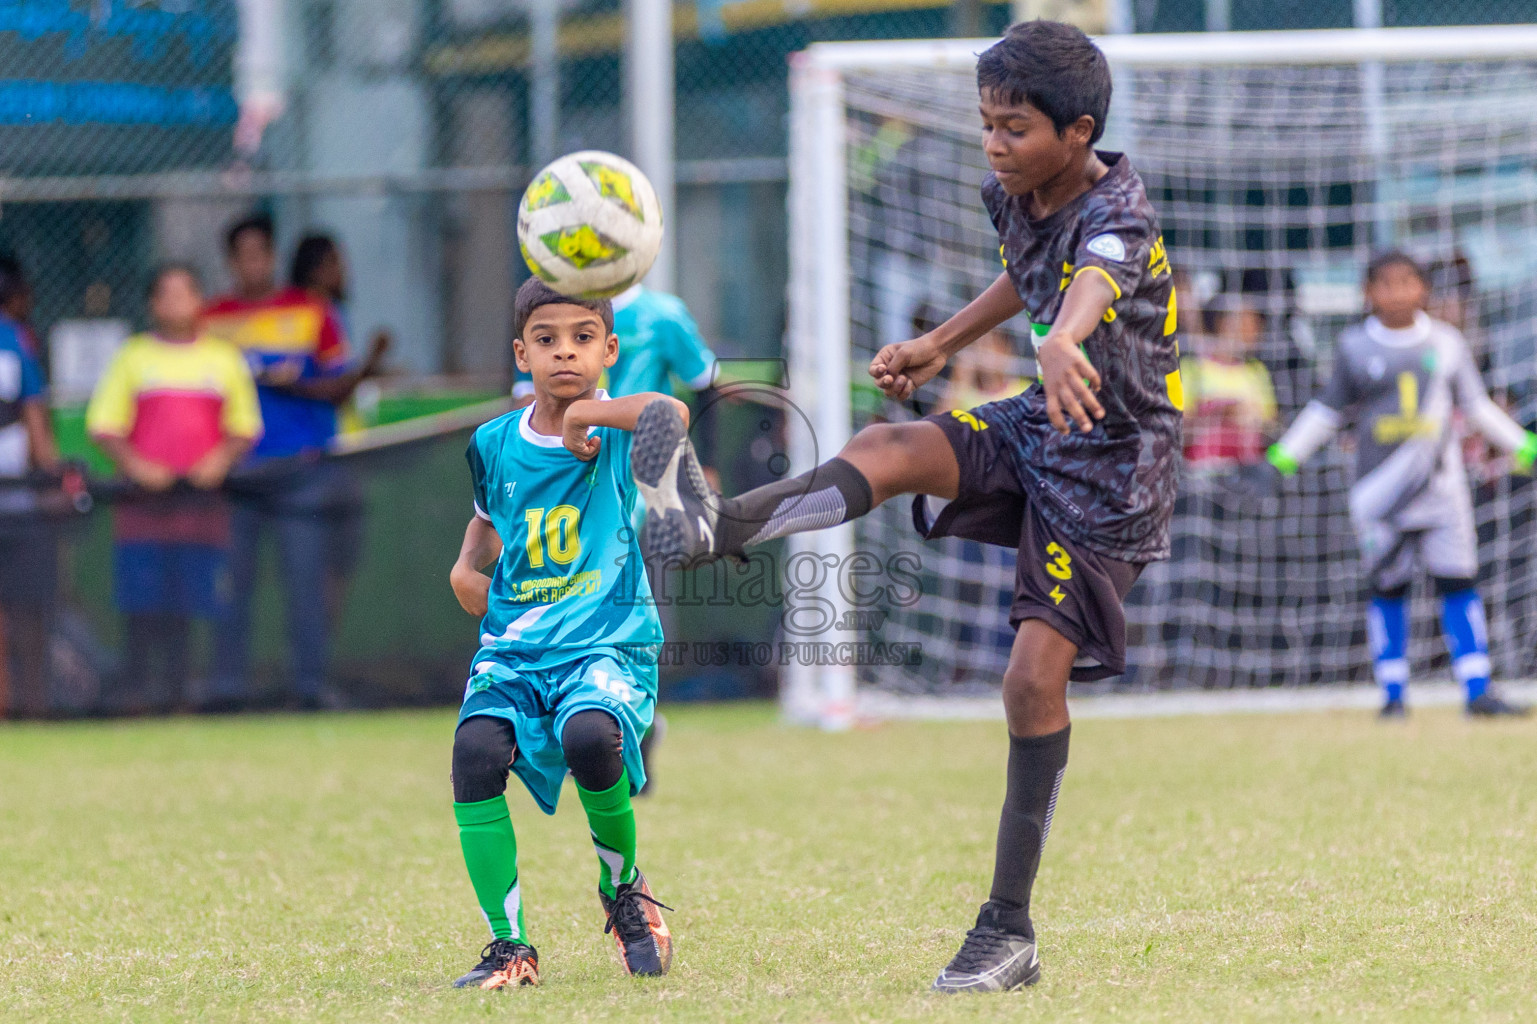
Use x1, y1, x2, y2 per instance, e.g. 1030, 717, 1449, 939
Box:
794, 24, 1537, 72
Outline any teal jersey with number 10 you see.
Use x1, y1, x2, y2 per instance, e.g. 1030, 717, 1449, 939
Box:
466, 392, 662, 672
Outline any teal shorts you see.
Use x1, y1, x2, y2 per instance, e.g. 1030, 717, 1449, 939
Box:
457, 649, 656, 815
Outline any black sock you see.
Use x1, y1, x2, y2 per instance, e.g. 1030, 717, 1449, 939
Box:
717, 457, 873, 554
984, 725, 1070, 937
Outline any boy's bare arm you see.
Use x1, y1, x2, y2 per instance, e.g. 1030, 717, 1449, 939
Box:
186, 436, 256, 489
92, 434, 176, 491
1037, 271, 1116, 434
277, 333, 391, 406
21, 399, 59, 474
562, 392, 689, 460
450, 516, 503, 617
870, 272, 1025, 401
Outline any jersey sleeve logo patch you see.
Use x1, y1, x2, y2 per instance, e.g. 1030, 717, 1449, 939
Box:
1085, 233, 1127, 262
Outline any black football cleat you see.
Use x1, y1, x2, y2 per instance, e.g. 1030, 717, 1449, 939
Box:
1466, 693, 1531, 718
453, 939, 539, 989
932, 906, 1041, 994
600, 871, 674, 977
631, 399, 723, 565
1378, 697, 1408, 719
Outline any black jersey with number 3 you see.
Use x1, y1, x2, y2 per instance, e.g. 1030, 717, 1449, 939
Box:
979, 150, 1183, 563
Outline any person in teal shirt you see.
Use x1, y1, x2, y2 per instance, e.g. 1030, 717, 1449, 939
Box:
448, 278, 684, 989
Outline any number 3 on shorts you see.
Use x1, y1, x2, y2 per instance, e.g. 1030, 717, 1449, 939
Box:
1044, 542, 1073, 581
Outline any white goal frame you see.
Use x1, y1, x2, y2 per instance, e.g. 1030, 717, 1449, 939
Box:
783, 24, 1537, 729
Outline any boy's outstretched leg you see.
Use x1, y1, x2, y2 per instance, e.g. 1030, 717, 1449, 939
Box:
451, 715, 540, 988
933, 619, 1074, 993
630, 398, 958, 563
1439, 580, 1529, 717
563, 710, 673, 976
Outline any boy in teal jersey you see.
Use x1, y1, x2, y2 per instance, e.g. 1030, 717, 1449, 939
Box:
447, 278, 686, 989
511, 284, 718, 795
512, 284, 717, 401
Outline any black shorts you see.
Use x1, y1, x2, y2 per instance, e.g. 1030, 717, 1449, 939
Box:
913, 409, 1142, 681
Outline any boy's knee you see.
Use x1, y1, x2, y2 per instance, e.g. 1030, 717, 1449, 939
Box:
844, 422, 908, 460
1001, 661, 1068, 731
452, 715, 516, 803
561, 710, 625, 792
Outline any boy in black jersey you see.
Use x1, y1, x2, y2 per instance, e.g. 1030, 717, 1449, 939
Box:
630, 20, 1182, 992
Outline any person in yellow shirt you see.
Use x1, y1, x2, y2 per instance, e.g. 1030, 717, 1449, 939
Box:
1179, 290, 1277, 471
86, 264, 262, 713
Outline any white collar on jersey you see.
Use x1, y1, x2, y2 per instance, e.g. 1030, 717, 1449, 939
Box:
519, 389, 611, 447
1364, 310, 1431, 348
610, 284, 643, 313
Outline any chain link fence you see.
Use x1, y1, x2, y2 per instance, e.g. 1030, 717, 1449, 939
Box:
1137, 0, 1537, 32
2, 1, 1530, 386
0, 0, 1019, 395
2, 1, 1534, 712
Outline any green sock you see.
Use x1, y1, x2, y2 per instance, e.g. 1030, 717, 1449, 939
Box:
577, 771, 638, 899
454, 796, 527, 942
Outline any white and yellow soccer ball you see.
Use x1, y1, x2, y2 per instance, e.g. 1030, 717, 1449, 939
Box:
516, 150, 664, 300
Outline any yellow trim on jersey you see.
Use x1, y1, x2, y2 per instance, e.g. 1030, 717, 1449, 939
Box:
1073, 264, 1122, 300
1165, 369, 1185, 412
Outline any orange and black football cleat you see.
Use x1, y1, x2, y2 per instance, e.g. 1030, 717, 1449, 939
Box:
476, 942, 540, 989
454, 939, 522, 988
600, 871, 674, 976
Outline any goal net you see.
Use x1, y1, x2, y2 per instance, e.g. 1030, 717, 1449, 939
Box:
783, 26, 1537, 724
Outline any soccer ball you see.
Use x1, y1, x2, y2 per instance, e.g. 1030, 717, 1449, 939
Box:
517, 151, 664, 300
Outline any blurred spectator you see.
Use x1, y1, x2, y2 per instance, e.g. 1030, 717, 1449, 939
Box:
0, 256, 61, 718
289, 233, 390, 634
1179, 286, 1278, 471
0, 257, 43, 362
289, 234, 392, 387
86, 265, 261, 713
202, 214, 356, 710
290, 234, 393, 428
938, 328, 1028, 412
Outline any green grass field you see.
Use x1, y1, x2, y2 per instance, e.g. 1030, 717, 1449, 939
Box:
3, 703, 1535, 1023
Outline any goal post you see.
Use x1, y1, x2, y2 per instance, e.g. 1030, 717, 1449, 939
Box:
783, 55, 857, 729
784, 25, 1537, 725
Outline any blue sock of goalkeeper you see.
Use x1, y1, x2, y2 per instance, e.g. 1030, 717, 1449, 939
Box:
1438, 580, 1490, 702
1369, 591, 1409, 704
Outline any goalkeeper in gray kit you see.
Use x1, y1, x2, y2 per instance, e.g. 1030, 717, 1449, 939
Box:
1237, 250, 1536, 717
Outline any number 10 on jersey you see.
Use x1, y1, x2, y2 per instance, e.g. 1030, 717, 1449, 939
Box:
525, 505, 581, 567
